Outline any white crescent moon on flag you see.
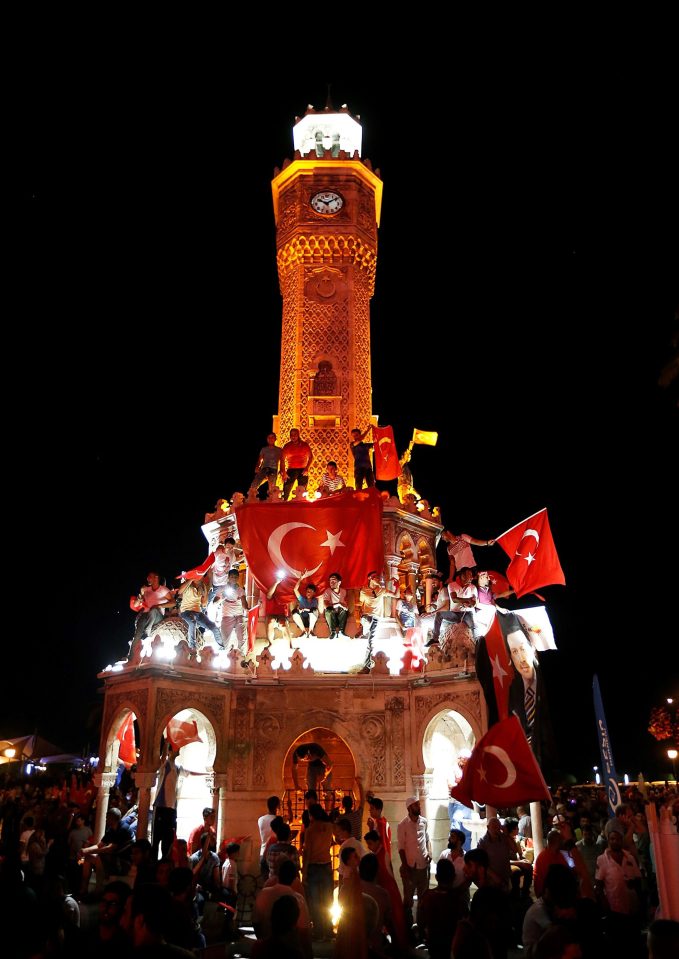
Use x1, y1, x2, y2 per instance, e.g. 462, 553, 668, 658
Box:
516, 528, 540, 558
267, 523, 322, 579
378, 436, 392, 460
483, 745, 517, 788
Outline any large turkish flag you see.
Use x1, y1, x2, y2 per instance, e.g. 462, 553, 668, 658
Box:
372, 425, 400, 481
496, 508, 566, 598
235, 488, 384, 603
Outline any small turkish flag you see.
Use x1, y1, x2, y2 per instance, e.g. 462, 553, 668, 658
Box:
372, 425, 400, 481
166, 719, 202, 752
450, 715, 551, 807
496, 508, 565, 599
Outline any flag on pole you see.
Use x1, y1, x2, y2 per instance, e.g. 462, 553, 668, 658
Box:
166, 718, 203, 752
116, 713, 137, 767
247, 605, 260, 653
593, 675, 622, 816
450, 715, 552, 808
372, 425, 400, 481
412, 428, 438, 446
495, 508, 565, 598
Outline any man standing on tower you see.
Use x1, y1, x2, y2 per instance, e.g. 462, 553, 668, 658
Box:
281, 428, 313, 500
350, 426, 375, 489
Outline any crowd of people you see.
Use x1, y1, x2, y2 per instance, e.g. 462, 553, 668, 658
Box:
1, 765, 678, 957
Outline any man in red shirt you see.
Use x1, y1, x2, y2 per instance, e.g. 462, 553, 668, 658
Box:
188, 807, 217, 855
281, 428, 313, 500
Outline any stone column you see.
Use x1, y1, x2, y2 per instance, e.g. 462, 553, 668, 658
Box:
412, 773, 433, 816
92, 772, 117, 841
213, 773, 229, 848
133, 771, 157, 841
406, 562, 419, 597
385, 555, 401, 617
422, 569, 438, 607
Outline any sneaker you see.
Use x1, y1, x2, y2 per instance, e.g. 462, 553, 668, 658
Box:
359, 665, 371, 674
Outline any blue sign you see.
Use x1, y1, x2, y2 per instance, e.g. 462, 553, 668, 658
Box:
593, 674, 622, 816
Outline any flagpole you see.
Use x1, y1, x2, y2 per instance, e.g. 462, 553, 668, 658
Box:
495, 507, 547, 541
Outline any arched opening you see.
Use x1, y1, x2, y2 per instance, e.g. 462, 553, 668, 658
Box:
422, 709, 476, 857
151, 708, 217, 852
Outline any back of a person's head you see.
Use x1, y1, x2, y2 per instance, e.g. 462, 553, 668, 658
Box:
342, 795, 353, 810
309, 803, 327, 821
359, 852, 379, 882
269, 815, 284, 836
647, 919, 679, 959
543, 863, 578, 907
504, 818, 519, 833
168, 867, 194, 896
464, 847, 489, 869
436, 858, 454, 885
270, 893, 300, 935
131, 883, 173, 936
226, 842, 240, 857
340, 846, 356, 866
363, 830, 379, 844
278, 858, 298, 886
336, 817, 352, 835
534, 923, 583, 959
272, 820, 291, 842
267, 795, 280, 814
304, 790, 317, 801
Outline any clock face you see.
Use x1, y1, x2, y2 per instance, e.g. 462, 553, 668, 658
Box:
310, 191, 344, 215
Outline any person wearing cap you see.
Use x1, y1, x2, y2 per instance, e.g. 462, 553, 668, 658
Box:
397, 796, 432, 934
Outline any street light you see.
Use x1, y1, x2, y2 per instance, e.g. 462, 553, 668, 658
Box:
3, 747, 16, 777
668, 748, 678, 783
593, 765, 600, 785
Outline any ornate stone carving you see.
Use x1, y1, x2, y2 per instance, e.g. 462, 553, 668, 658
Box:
102, 688, 149, 746
360, 713, 386, 788
386, 697, 406, 786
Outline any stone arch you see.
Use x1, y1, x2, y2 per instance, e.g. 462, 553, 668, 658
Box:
420, 706, 480, 858
101, 703, 141, 775
150, 706, 219, 847
282, 726, 357, 795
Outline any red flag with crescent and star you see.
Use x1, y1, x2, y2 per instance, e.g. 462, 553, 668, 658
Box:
495, 508, 565, 599
235, 488, 384, 603
372, 425, 400, 481
483, 613, 515, 722
450, 715, 551, 807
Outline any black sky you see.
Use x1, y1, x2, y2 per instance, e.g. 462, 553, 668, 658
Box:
9, 67, 678, 781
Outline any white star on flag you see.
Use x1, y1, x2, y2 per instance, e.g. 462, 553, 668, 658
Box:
525, 551, 536, 565
320, 530, 345, 555
477, 763, 488, 782
491, 654, 509, 685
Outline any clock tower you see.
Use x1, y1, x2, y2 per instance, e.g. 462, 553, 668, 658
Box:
271, 101, 383, 490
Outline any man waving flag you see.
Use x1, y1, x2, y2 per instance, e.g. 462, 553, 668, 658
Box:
495, 508, 565, 599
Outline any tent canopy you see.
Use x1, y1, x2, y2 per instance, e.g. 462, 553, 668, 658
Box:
0, 734, 67, 761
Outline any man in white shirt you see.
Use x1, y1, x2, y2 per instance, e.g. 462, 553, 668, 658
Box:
397, 796, 432, 933
257, 795, 280, 877
430, 567, 479, 646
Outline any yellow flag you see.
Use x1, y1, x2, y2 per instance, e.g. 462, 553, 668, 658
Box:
412, 428, 438, 446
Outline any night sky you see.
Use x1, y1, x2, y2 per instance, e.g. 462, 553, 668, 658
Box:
9, 69, 678, 782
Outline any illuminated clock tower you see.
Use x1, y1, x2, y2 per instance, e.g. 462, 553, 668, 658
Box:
271, 101, 383, 489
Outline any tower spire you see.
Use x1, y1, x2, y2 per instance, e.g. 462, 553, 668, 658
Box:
325, 84, 334, 112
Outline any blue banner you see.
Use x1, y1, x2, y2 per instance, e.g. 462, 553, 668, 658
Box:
593, 674, 622, 816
